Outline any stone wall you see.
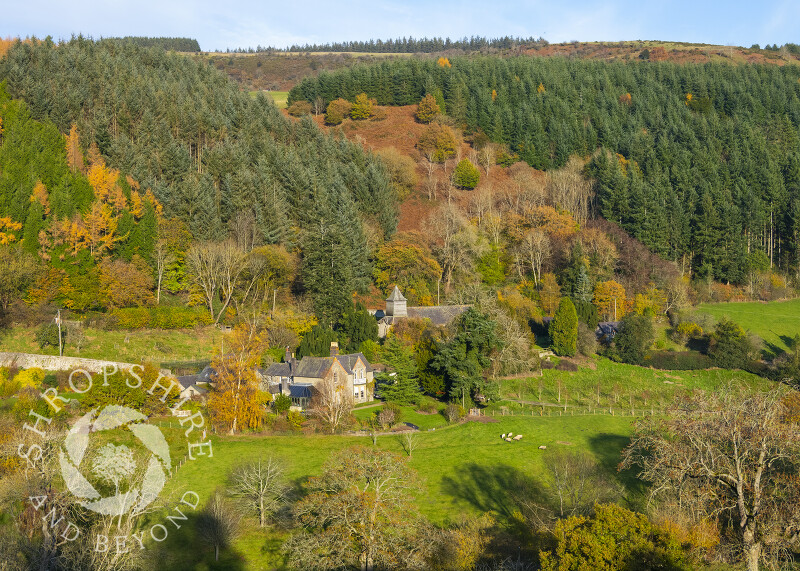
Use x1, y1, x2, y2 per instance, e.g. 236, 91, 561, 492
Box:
0, 352, 171, 376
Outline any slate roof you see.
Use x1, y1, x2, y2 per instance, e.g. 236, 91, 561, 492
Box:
289, 384, 313, 398
264, 362, 291, 377
387, 286, 406, 302
293, 356, 334, 379
177, 375, 200, 389
406, 305, 471, 326
596, 321, 620, 340
335, 353, 371, 374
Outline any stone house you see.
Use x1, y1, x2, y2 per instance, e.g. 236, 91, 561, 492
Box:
262, 342, 374, 409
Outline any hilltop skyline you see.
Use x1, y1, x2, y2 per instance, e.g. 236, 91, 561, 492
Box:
3, 0, 798, 52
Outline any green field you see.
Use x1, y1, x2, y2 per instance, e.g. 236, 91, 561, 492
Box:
0, 325, 222, 365
697, 298, 800, 357
146, 358, 768, 570
152, 414, 636, 569
256, 90, 288, 108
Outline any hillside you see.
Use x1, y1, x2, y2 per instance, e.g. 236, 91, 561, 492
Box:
215, 40, 800, 93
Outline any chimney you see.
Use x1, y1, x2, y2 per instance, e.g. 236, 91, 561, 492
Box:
330, 341, 339, 357
284, 346, 291, 363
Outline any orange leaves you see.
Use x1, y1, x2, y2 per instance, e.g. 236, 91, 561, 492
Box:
593, 280, 626, 321
130, 191, 144, 218
619, 93, 632, 106
53, 214, 88, 257
83, 201, 120, 257
30, 181, 50, 215
437, 57, 451, 68
0, 217, 22, 245
0, 37, 15, 59
685, 93, 693, 106
98, 256, 155, 309
491, 89, 498, 102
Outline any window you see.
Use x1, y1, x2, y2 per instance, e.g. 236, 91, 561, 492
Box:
360, 390, 364, 399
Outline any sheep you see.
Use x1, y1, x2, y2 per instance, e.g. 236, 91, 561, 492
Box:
513, 434, 523, 441
538, 445, 547, 450
502, 433, 506, 439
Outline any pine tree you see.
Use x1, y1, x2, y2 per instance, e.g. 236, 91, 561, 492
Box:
550, 297, 578, 357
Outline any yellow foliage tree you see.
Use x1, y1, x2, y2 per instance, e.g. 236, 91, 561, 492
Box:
30, 181, 50, 216
83, 201, 120, 257
437, 57, 451, 68
539, 273, 561, 317
593, 280, 626, 321
0, 217, 22, 245
208, 325, 268, 434
537, 83, 546, 94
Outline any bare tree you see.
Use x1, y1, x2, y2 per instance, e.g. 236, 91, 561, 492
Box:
621, 385, 800, 571
286, 446, 421, 571
546, 156, 593, 224
153, 240, 174, 305
519, 229, 551, 285
197, 491, 241, 562
400, 431, 419, 457
310, 375, 354, 434
228, 456, 290, 528
424, 203, 485, 292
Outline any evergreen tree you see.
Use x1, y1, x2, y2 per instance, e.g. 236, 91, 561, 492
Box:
376, 337, 423, 405
612, 312, 654, 365
337, 302, 378, 353
452, 158, 481, 189
550, 297, 578, 357
296, 325, 338, 359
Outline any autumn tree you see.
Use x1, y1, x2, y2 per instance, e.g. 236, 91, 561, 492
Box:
350, 92, 374, 120
0, 245, 40, 309
98, 256, 155, 309
65, 123, 84, 172
517, 229, 550, 285
550, 297, 578, 356
228, 456, 290, 528
325, 98, 352, 125
424, 203, 484, 292
415, 93, 441, 123
286, 446, 423, 571
593, 280, 626, 321
208, 324, 268, 434
375, 147, 417, 200
416, 123, 457, 163
622, 385, 800, 571
187, 240, 257, 324
83, 201, 120, 257
373, 239, 441, 305
539, 272, 562, 317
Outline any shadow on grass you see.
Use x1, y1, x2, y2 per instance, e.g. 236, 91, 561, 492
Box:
145, 511, 248, 571
586, 432, 647, 508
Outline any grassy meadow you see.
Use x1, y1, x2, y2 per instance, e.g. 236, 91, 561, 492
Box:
697, 298, 800, 357
0, 325, 223, 365
260, 90, 288, 108
142, 358, 767, 569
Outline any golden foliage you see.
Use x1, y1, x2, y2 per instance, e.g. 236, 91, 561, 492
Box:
0, 217, 22, 245
491, 89, 497, 101
208, 325, 267, 434
539, 272, 562, 317
83, 201, 120, 257
619, 92, 632, 106
537, 82, 546, 94
593, 280, 626, 321
98, 256, 155, 309
0, 37, 15, 59
30, 181, 50, 216
437, 57, 451, 68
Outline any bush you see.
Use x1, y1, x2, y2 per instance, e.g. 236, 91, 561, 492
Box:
287, 410, 304, 431
416, 396, 439, 414
36, 323, 66, 350
273, 393, 291, 414
325, 98, 352, 125
452, 159, 481, 189
612, 312, 654, 365
556, 360, 579, 372
647, 351, 712, 370
416, 123, 457, 162
444, 402, 465, 423
377, 402, 402, 429
708, 317, 754, 369
287, 100, 312, 116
